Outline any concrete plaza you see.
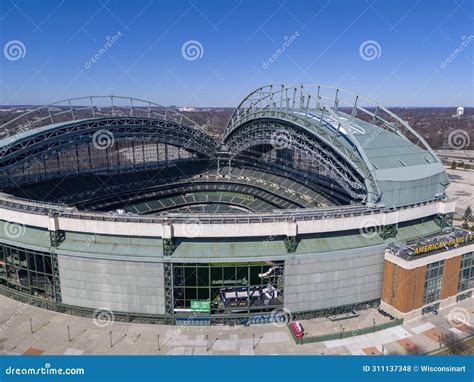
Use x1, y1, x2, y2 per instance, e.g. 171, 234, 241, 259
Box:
0, 295, 472, 355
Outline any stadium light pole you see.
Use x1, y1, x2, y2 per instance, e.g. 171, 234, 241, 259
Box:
253, 334, 263, 350
67, 326, 71, 342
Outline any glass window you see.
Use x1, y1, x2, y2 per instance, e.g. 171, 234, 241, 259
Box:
184, 267, 196, 286
236, 267, 248, 285
458, 252, 474, 292
1, 243, 55, 299
197, 267, 209, 287
250, 266, 263, 285
174, 287, 184, 300
423, 260, 444, 305
0, 246, 6, 281
197, 288, 209, 300
173, 265, 184, 286
185, 288, 196, 301
34, 254, 45, 273
223, 267, 236, 284
172, 262, 284, 314
210, 267, 222, 286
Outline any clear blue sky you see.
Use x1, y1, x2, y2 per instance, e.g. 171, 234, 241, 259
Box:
0, 0, 472, 107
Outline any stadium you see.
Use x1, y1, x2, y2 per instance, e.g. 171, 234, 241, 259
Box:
0, 84, 471, 326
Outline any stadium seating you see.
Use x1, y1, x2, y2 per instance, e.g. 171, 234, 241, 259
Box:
6, 159, 339, 215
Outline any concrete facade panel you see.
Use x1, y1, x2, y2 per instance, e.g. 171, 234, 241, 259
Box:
58, 254, 165, 315
284, 245, 385, 312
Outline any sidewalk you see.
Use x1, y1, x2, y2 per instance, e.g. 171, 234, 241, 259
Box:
0, 295, 471, 355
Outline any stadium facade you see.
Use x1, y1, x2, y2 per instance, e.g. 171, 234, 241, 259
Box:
0, 85, 472, 325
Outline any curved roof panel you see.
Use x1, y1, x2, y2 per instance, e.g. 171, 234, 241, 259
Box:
224, 84, 449, 207
0, 88, 450, 208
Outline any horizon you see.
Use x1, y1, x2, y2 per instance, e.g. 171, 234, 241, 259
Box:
0, 103, 473, 110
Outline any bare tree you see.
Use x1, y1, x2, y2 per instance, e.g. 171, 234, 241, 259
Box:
441, 332, 468, 355
405, 343, 425, 355
387, 350, 402, 355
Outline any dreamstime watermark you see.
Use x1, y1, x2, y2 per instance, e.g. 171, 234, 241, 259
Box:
5, 363, 85, 376
270, 129, 292, 150
84, 31, 123, 69
0, 303, 31, 334
181, 218, 203, 238
3, 221, 26, 239
1, 122, 31, 143
351, 311, 376, 336
3, 40, 26, 61
176, 311, 200, 332
262, 31, 300, 69
1, 118, 51, 156
262, 235, 276, 247
448, 129, 470, 150
359, 40, 382, 61
270, 307, 293, 328
181, 40, 204, 61
359, 217, 380, 239
84, 232, 100, 248
440, 35, 474, 69
360, 129, 382, 149
92, 129, 115, 150
92, 308, 115, 328
108, 209, 135, 217
447, 307, 470, 328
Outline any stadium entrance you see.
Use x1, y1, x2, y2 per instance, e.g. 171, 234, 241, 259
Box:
172, 261, 284, 319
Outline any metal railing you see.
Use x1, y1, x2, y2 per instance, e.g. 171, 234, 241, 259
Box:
225, 84, 440, 163
0, 191, 444, 225
0, 95, 206, 138
288, 318, 404, 345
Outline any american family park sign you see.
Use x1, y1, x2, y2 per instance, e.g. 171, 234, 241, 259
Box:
413, 232, 474, 256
